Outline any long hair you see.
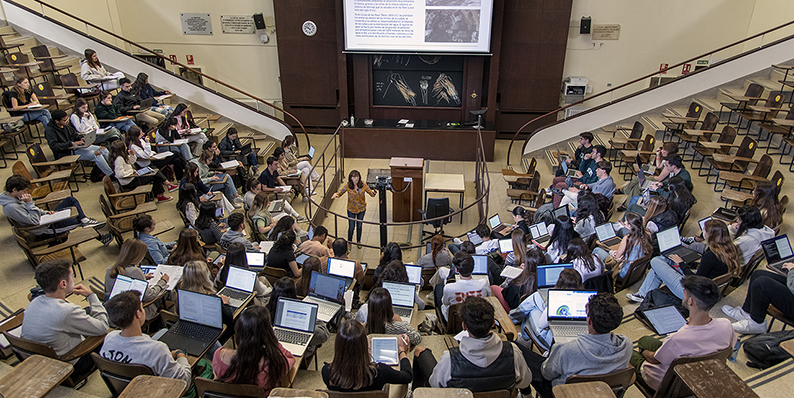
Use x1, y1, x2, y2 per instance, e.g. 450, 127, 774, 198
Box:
704, 220, 741, 276
379, 242, 403, 268
269, 216, 295, 241
576, 192, 604, 225
130, 72, 148, 96
248, 191, 270, 219
217, 243, 247, 289
195, 202, 219, 230
511, 228, 528, 266
430, 234, 445, 265
157, 117, 179, 141
176, 183, 200, 219
735, 205, 765, 238
166, 228, 205, 266
667, 176, 695, 217
272, 230, 296, 253
328, 320, 376, 390
124, 126, 143, 149
108, 140, 129, 171
178, 261, 215, 295
643, 195, 668, 228
282, 135, 295, 148
549, 215, 577, 255
566, 237, 599, 272
84, 49, 100, 69
72, 98, 89, 119
12, 77, 28, 100
267, 277, 297, 318
754, 181, 783, 229
185, 162, 201, 184
622, 212, 652, 263
109, 239, 148, 279
347, 169, 364, 190
366, 288, 394, 334
173, 103, 188, 118
297, 256, 321, 297
221, 306, 290, 388
514, 246, 544, 301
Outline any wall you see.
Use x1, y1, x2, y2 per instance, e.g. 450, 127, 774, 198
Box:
6, 0, 125, 47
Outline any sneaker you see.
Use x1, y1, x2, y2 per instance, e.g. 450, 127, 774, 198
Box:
167, 183, 179, 193
81, 218, 106, 229
357, 244, 362, 249
626, 293, 644, 303
544, 188, 552, 195
615, 188, 624, 195
157, 195, 173, 202
98, 232, 113, 246
681, 236, 696, 244
722, 305, 751, 320
233, 202, 242, 209
732, 318, 767, 334
296, 215, 308, 223
453, 237, 463, 245
251, 166, 259, 175
233, 196, 244, 204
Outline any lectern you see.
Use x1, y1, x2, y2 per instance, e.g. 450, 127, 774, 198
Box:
390, 157, 424, 222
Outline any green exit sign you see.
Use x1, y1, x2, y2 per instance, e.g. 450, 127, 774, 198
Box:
152, 49, 164, 54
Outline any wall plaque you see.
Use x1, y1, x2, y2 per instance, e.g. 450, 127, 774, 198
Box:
181, 13, 213, 35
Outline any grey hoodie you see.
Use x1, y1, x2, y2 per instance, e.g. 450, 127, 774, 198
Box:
0, 192, 49, 235
541, 332, 632, 386
734, 226, 775, 266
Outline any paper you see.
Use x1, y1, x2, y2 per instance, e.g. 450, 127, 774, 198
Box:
27, 104, 42, 109
189, 128, 203, 134
500, 266, 523, 279
136, 167, 154, 176
453, 330, 469, 341
96, 128, 105, 135
220, 160, 239, 169
277, 186, 292, 192
0, 326, 21, 349
258, 241, 274, 253
171, 138, 189, 145
155, 94, 173, 101
148, 264, 184, 291
39, 209, 71, 225
404, 123, 414, 128
397, 119, 409, 124
151, 151, 173, 160
286, 170, 302, 177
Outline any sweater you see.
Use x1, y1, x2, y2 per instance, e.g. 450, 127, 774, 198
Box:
114, 154, 138, 186
733, 226, 775, 266
70, 112, 100, 133
541, 332, 632, 386
44, 120, 81, 159
101, 331, 191, 386
323, 358, 412, 392
429, 333, 531, 389
113, 90, 142, 114
417, 251, 453, 269
94, 102, 125, 121
212, 345, 295, 394
220, 230, 257, 252
441, 278, 490, 320
0, 192, 50, 235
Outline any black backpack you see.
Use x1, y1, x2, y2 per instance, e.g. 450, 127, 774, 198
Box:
633, 288, 689, 331
743, 330, 794, 369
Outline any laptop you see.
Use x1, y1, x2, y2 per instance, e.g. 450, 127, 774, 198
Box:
698, 216, 713, 232
382, 281, 415, 320
637, 168, 652, 191
157, 289, 223, 357
327, 257, 356, 289
139, 97, 155, 108
405, 264, 422, 285
217, 266, 257, 309
595, 223, 622, 246
547, 289, 597, 344
214, 207, 224, 218
656, 226, 701, 264
456, 255, 488, 282
489, 214, 512, 236
529, 222, 551, 246
466, 230, 483, 246
537, 263, 574, 288
268, 199, 284, 213
73, 129, 97, 148
761, 235, 794, 275
303, 272, 346, 322
560, 158, 578, 178
136, 166, 154, 176
552, 205, 570, 221
371, 336, 399, 365
636, 154, 656, 175
498, 239, 514, 253
273, 298, 317, 357
295, 253, 311, 265
108, 275, 148, 300
640, 305, 687, 335
245, 252, 266, 272
305, 146, 316, 159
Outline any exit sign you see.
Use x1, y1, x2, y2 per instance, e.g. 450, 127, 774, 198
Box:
152, 49, 164, 54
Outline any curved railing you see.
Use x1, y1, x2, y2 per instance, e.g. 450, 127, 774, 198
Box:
506, 18, 794, 165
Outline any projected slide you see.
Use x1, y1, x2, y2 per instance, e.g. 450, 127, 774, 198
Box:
344, 0, 494, 53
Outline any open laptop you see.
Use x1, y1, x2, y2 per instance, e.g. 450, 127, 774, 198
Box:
108, 275, 148, 300
637, 168, 652, 191
529, 222, 551, 246
466, 230, 483, 246
302, 272, 346, 322
636, 154, 656, 175
218, 266, 256, 309
382, 281, 415, 320
295, 253, 311, 265
405, 264, 422, 286
552, 205, 570, 221
657, 226, 701, 264
547, 289, 597, 344
268, 199, 284, 213
560, 158, 578, 178
273, 298, 317, 357
304, 145, 316, 159
245, 252, 266, 272
537, 263, 574, 288
73, 129, 97, 148
139, 97, 155, 108
498, 239, 514, 254
157, 289, 223, 357
456, 254, 488, 282
488, 214, 512, 236
640, 305, 687, 335
761, 235, 794, 275
327, 257, 356, 289
595, 223, 621, 246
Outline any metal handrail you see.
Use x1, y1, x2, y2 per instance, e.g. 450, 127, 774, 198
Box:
506, 18, 794, 164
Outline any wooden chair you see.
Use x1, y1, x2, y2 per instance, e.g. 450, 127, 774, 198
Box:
662, 102, 703, 138
507, 171, 541, 205
435, 303, 464, 335
712, 273, 735, 297
758, 107, 794, 151
523, 157, 537, 175
60, 72, 100, 105
1, 311, 106, 388
692, 125, 738, 171
734, 91, 785, 135
12, 160, 69, 199
263, 266, 288, 285
100, 194, 164, 247
91, 352, 155, 397
323, 384, 389, 398
674, 111, 719, 153
613, 252, 652, 293
634, 346, 732, 398
5, 52, 45, 82
502, 168, 533, 190
0, 308, 25, 360
471, 389, 514, 398
719, 83, 765, 122
704, 136, 757, 184
271, 388, 329, 398
523, 325, 550, 356
0, 34, 23, 55
29, 45, 71, 86
766, 305, 794, 332
193, 377, 266, 398
30, 80, 73, 109
26, 143, 79, 189
617, 134, 655, 178
731, 249, 764, 288
12, 226, 94, 279
103, 175, 151, 212
413, 388, 472, 398
720, 170, 783, 209
565, 366, 636, 398
713, 154, 772, 193
608, 121, 644, 162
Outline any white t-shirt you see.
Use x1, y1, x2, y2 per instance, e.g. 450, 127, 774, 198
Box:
441, 278, 491, 320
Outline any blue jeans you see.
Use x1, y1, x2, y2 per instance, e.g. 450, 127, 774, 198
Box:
75, 145, 113, 176
637, 256, 685, 299
108, 119, 136, 132
348, 210, 365, 242
448, 243, 462, 254
22, 109, 51, 125
246, 151, 258, 167
210, 174, 237, 201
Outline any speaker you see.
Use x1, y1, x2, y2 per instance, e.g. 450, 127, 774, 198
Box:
253, 13, 266, 30
580, 16, 591, 35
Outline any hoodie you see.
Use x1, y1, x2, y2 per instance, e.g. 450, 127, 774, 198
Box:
0, 192, 49, 235
429, 332, 532, 389
541, 332, 632, 386
733, 226, 775, 266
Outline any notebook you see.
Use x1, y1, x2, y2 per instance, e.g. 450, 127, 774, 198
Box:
108, 275, 148, 300
245, 252, 266, 272
38, 209, 71, 225
761, 235, 794, 275
327, 257, 356, 289
273, 298, 317, 357
536, 263, 574, 288
220, 160, 239, 169
405, 264, 422, 285
466, 230, 483, 246
547, 289, 597, 344
595, 223, 621, 246
382, 281, 415, 320
218, 266, 256, 309
657, 226, 701, 264
136, 166, 154, 176
456, 255, 488, 282
157, 290, 223, 357
302, 272, 346, 322
371, 337, 399, 365
498, 239, 514, 253
488, 214, 512, 236
146, 265, 183, 291
529, 222, 550, 246
641, 305, 687, 335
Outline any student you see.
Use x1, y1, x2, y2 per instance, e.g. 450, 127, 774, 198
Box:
110, 140, 171, 202
248, 191, 276, 242
70, 98, 122, 145
298, 225, 334, 258
594, 212, 651, 280
94, 91, 137, 132
194, 202, 227, 245
331, 237, 367, 289
617, 142, 679, 206
295, 256, 323, 297
219, 127, 259, 171
133, 214, 175, 264
450, 224, 499, 255
558, 160, 616, 209
182, 162, 237, 214
113, 77, 166, 126
130, 72, 173, 115
216, 242, 272, 306
258, 156, 296, 203
631, 275, 735, 391
172, 103, 209, 157
22, 259, 109, 375
45, 109, 114, 177
331, 169, 376, 247
104, 239, 169, 320
273, 147, 309, 199
125, 126, 185, 182
494, 245, 545, 311
266, 231, 301, 278
220, 212, 260, 252
557, 132, 593, 174
242, 177, 261, 210
551, 145, 607, 206
176, 261, 234, 327
681, 205, 773, 267
323, 319, 413, 392
646, 155, 692, 198
523, 293, 632, 398
572, 192, 602, 241
176, 183, 202, 226
101, 291, 192, 387
722, 262, 794, 334
417, 234, 453, 269
266, 277, 328, 359
192, 149, 239, 203
6, 77, 51, 125
640, 195, 678, 235
243, 178, 303, 221
156, 118, 193, 161
543, 215, 578, 263
413, 296, 531, 391
166, 228, 208, 266
753, 181, 784, 230
366, 288, 422, 345
357, 260, 426, 323
438, 252, 491, 321
81, 49, 124, 90
268, 216, 303, 241
566, 238, 604, 283
664, 176, 696, 223
281, 135, 319, 182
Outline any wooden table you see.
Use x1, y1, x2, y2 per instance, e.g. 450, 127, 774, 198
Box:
711, 154, 758, 164
271, 387, 329, 398
414, 387, 473, 398
673, 359, 759, 398
118, 375, 187, 398
485, 296, 516, 340
0, 355, 73, 398
425, 173, 465, 223
552, 381, 616, 398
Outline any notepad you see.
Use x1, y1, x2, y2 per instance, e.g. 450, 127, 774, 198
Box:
147, 264, 184, 291
151, 151, 173, 160
155, 94, 173, 101
286, 170, 302, 178
220, 160, 239, 169
371, 337, 399, 365
38, 209, 71, 225
258, 241, 275, 253
172, 138, 189, 145
26, 104, 42, 109
276, 186, 292, 192
500, 266, 523, 279
189, 128, 203, 134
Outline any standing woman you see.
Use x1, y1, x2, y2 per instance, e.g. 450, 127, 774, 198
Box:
70, 98, 122, 144
6, 77, 51, 126
172, 103, 208, 156
331, 170, 376, 248
109, 140, 172, 202
417, 234, 452, 269
130, 72, 173, 115
365, 288, 422, 345
80, 49, 124, 90
104, 239, 169, 320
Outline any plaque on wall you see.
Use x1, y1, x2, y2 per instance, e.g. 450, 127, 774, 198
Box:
372, 55, 464, 108
592, 24, 620, 40
221, 15, 256, 34
181, 13, 213, 35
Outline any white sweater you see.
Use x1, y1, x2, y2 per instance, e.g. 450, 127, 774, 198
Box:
70, 112, 99, 133
100, 331, 192, 386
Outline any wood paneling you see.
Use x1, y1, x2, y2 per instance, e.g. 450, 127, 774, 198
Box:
342, 127, 495, 161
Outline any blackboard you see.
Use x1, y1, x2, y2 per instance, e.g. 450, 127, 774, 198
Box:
372, 55, 464, 108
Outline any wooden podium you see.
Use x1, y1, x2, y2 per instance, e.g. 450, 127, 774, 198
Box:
390, 157, 424, 222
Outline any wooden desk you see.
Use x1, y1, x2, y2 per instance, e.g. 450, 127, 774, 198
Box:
271, 387, 329, 398
391, 157, 424, 222
485, 296, 516, 340
414, 387, 472, 398
673, 359, 758, 398
698, 141, 738, 149
0, 355, 73, 398
119, 375, 187, 398
425, 173, 465, 223
711, 154, 758, 164
552, 381, 616, 398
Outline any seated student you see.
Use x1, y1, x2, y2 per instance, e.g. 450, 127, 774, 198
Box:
70, 98, 122, 145
331, 237, 367, 284
412, 296, 531, 391
45, 109, 114, 177
273, 147, 309, 199
503, 229, 528, 268
126, 126, 185, 182
268, 216, 304, 242
6, 77, 51, 126
558, 161, 616, 209
594, 212, 651, 280
626, 156, 691, 210
295, 256, 323, 297
105, 239, 169, 321
682, 206, 773, 267
219, 127, 259, 171
430, 241, 503, 289
220, 212, 260, 252
266, 231, 301, 278
510, 269, 583, 351
193, 149, 240, 204
130, 72, 174, 116
523, 293, 631, 398
437, 252, 491, 321
664, 177, 696, 222
177, 261, 234, 326
204, 140, 247, 188
417, 234, 453, 269
282, 135, 320, 182
511, 207, 531, 235
753, 181, 785, 230
94, 91, 137, 132
631, 275, 735, 391
566, 237, 604, 283
723, 262, 794, 334
216, 242, 272, 306
267, 277, 328, 359
22, 259, 109, 375
299, 225, 334, 258
0, 175, 111, 243
109, 140, 172, 202
113, 77, 166, 127
248, 191, 275, 242
258, 156, 296, 203
176, 183, 202, 227
155, 118, 193, 161
133, 214, 175, 264
551, 145, 607, 207
616, 142, 679, 203
323, 319, 413, 391
493, 245, 545, 311
244, 178, 304, 221
173, 103, 209, 157
181, 162, 236, 214
213, 306, 294, 395
635, 195, 678, 236
357, 260, 426, 323
374, 242, 403, 283
81, 49, 124, 90
166, 228, 209, 266
242, 177, 260, 210
554, 132, 593, 176
101, 291, 191, 387
365, 288, 422, 345
542, 215, 579, 263
571, 192, 603, 241
450, 224, 500, 255
195, 202, 227, 245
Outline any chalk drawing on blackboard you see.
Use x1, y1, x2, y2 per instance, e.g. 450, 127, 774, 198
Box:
420, 80, 429, 105
432, 73, 460, 105
383, 72, 417, 106
418, 55, 442, 65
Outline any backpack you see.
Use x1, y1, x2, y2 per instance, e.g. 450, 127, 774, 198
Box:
743, 330, 794, 369
533, 202, 556, 226
633, 288, 689, 330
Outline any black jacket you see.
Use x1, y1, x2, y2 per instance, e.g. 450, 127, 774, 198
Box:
219, 136, 244, 158
113, 90, 141, 114
44, 120, 81, 159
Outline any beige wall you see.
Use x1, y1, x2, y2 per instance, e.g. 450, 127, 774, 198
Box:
11, 0, 125, 47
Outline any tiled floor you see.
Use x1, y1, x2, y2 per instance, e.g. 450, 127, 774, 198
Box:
0, 129, 793, 398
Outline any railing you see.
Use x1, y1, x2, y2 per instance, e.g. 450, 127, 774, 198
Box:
12, 0, 310, 149
506, 18, 794, 164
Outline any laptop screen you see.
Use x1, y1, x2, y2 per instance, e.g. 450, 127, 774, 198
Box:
306, 226, 314, 240
225, 266, 256, 293
762, 235, 793, 263
547, 290, 596, 321
467, 231, 483, 246
328, 258, 356, 279
472, 255, 488, 275
698, 216, 713, 232
309, 272, 346, 302
657, 227, 682, 253
275, 298, 316, 333
405, 264, 422, 285
245, 252, 265, 267
595, 223, 617, 242
537, 263, 573, 287
215, 207, 223, 217
643, 305, 687, 335
498, 239, 514, 253
488, 214, 501, 229
177, 290, 223, 329
295, 253, 310, 264
561, 159, 568, 173
371, 337, 399, 365
109, 275, 148, 300
552, 205, 569, 220
529, 222, 548, 239
308, 146, 316, 158
382, 281, 415, 308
